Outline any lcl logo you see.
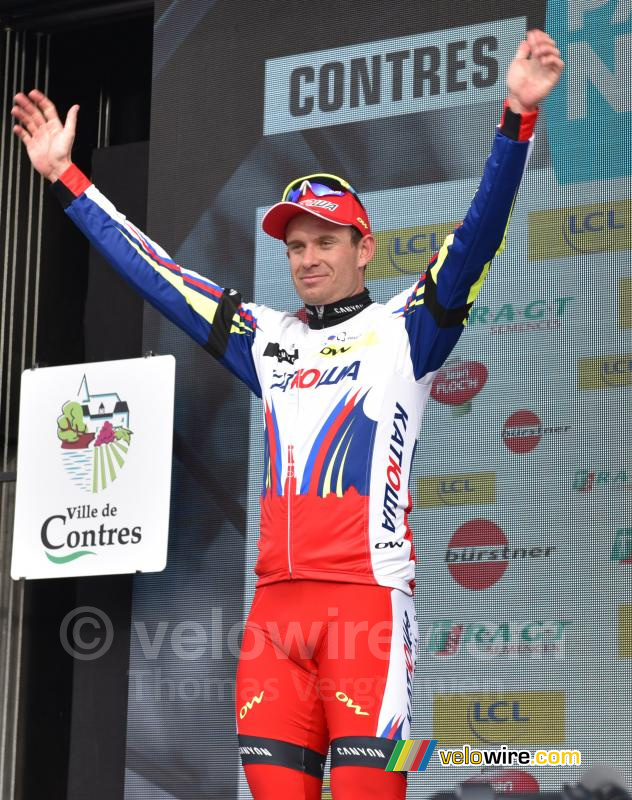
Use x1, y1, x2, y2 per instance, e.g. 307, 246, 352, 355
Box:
563, 207, 627, 252
470, 700, 529, 723
439, 479, 476, 495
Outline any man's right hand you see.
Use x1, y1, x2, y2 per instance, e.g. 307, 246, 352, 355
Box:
11, 90, 79, 183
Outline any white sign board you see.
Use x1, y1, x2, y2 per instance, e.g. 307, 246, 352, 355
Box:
11, 355, 175, 579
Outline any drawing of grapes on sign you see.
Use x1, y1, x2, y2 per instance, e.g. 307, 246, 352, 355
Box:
59, 375, 133, 493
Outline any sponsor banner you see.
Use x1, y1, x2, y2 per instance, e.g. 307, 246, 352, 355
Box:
368, 222, 457, 280
611, 528, 632, 564
502, 411, 571, 454
318, 330, 378, 358
545, 0, 632, 183
464, 770, 539, 793
572, 467, 631, 493
468, 296, 574, 335
528, 200, 631, 260
619, 604, 632, 658
445, 519, 557, 590
418, 472, 496, 508
425, 618, 571, 659
433, 691, 565, 746
270, 360, 361, 392
621, 278, 632, 328
263, 17, 526, 134
11, 357, 175, 579
430, 360, 488, 410
577, 353, 632, 389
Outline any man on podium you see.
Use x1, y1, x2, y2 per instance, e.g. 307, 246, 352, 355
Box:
12, 29, 563, 799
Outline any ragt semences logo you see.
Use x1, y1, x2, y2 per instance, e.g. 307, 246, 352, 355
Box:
59, 374, 133, 493
426, 618, 572, 659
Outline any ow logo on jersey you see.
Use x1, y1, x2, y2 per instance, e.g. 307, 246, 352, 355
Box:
239, 691, 264, 719
271, 360, 360, 391
319, 330, 378, 357
336, 691, 369, 716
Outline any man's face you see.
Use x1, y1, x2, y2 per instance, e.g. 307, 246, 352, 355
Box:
285, 213, 375, 306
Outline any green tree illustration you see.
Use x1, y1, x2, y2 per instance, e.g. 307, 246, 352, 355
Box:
57, 401, 87, 442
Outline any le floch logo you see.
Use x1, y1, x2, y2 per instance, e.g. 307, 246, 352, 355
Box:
59, 374, 133, 493
430, 360, 488, 414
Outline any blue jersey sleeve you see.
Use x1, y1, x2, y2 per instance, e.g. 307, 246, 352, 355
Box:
389, 118, 534, 382
51, 165, 262, 397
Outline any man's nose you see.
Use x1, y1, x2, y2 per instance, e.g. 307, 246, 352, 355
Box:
301, 243, 320, 267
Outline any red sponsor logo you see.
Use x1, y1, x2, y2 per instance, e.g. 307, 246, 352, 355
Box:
503, 410, 571, 454
465, 769, 539, 793
445, 520, 557, 590
446, 520, 509, 590
431, 361, 488, 406
503, 410, 542, 453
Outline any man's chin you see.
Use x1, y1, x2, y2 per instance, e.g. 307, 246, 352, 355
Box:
297, 288, 330, 306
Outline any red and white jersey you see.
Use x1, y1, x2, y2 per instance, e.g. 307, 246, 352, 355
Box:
52, 119, 534, 596
250, 295, 429, 594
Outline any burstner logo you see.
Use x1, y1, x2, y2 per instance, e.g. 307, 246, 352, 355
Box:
445, 519, 556, 590
502, 411, 571, 454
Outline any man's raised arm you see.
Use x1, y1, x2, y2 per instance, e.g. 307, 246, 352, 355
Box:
11, 90, 263, 396
390, 29, 564, 382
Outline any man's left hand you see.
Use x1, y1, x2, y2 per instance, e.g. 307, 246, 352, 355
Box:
506, 29, 564, 113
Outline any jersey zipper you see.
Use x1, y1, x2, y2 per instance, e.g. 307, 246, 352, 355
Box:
286, 444, 295, 576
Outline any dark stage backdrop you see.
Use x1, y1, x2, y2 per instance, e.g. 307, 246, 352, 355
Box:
121, 1, 632, 797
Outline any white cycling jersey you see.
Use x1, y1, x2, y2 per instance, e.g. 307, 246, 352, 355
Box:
52, 114, 534, 596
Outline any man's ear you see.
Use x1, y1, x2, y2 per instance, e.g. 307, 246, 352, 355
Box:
359, 233, 376, 267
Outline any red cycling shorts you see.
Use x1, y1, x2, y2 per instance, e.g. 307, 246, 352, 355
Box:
235, 579, 418, 777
